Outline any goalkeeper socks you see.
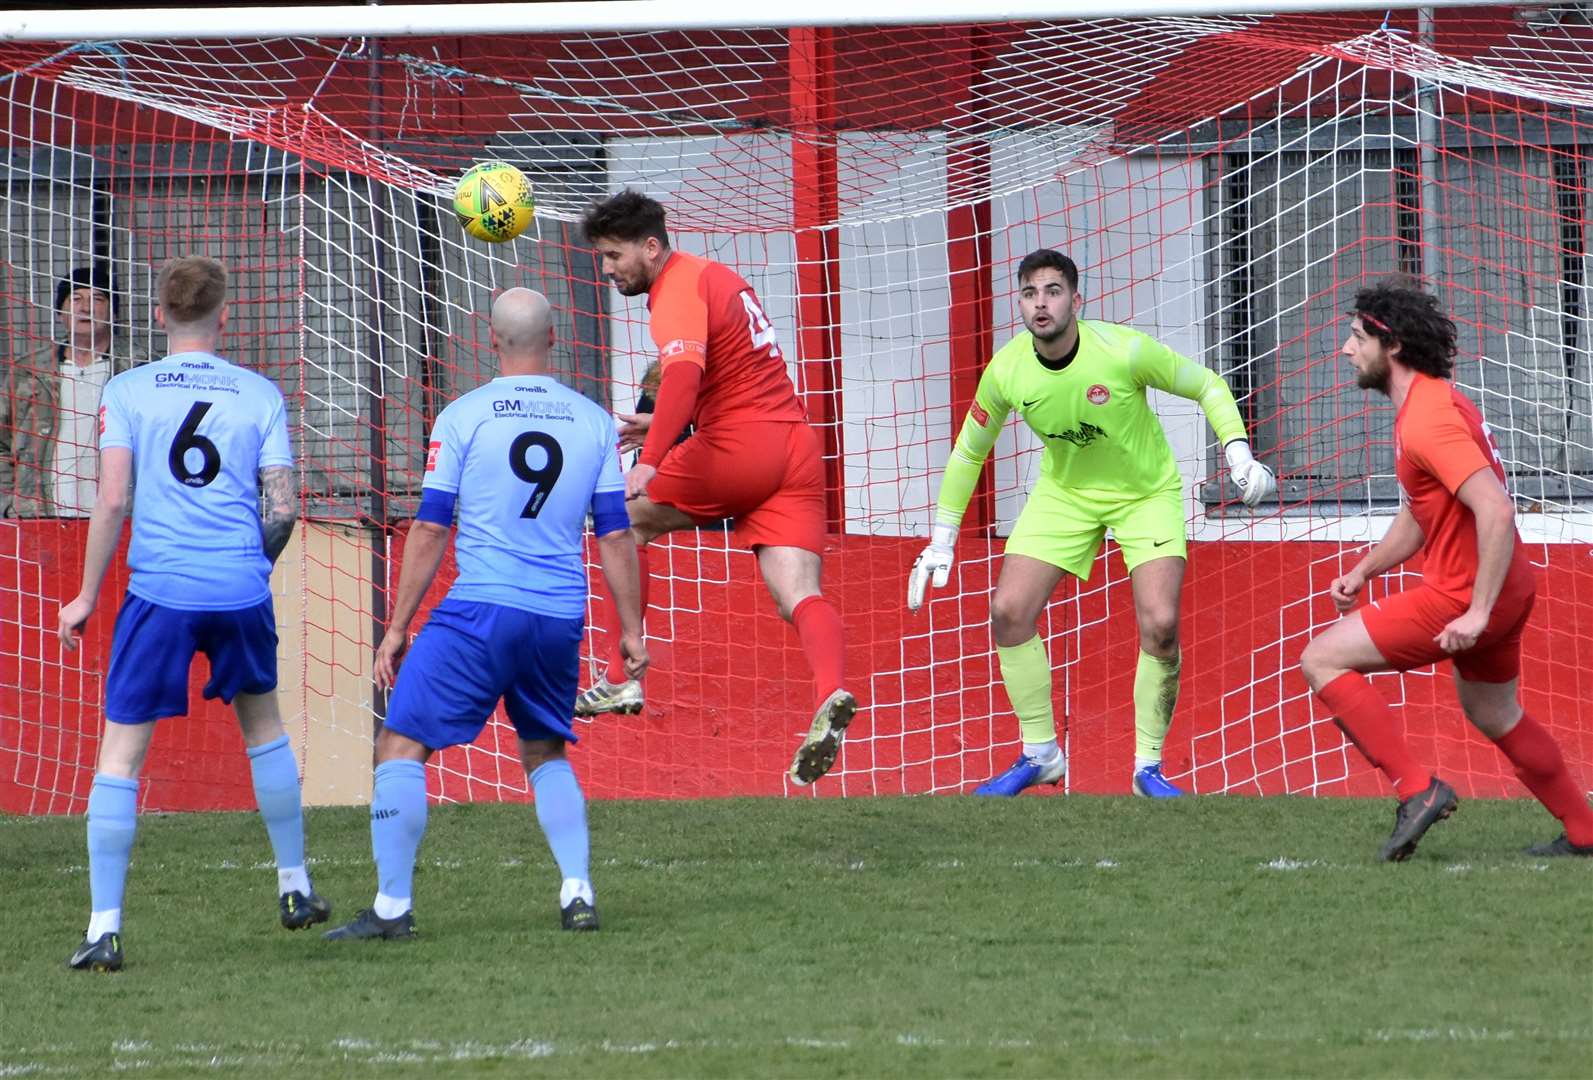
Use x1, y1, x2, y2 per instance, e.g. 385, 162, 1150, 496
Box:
1316, 672, 1431, 799
1133, 648, 1181, 763
531, 759, 590, 885
246, 734, 309, 896
370, 759, 428, 916
1023, 740, 1061, 765
1492, 714, 1593, 846
790, 594, 845, 707
604, 544, 650, 683
997, 635, 1056, 745
86, 773, 139, 937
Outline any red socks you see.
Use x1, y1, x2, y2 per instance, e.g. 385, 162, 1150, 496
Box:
600, 556, 846, 716
1493, 714, 1593, 846
604, 545, 650, 683
1319, 673, 1593, 842
1316, 672, 1432, 799
791, 594, 845, 710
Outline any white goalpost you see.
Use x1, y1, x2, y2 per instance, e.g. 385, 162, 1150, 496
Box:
1, 2, 1588, 812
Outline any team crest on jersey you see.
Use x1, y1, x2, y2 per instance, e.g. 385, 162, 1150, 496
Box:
425, 441, 441, 471
1087, 384, 1110, 405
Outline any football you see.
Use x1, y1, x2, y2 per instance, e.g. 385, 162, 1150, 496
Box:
453, 161, 534, 243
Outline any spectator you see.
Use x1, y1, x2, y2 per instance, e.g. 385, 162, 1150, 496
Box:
629, 359, 690, 459
1, 265, 142, 517
628, 360, 723, 532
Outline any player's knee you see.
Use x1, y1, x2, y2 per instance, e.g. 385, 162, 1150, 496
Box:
772, 588, 817, 622
519, 739, 566, 772
375, 726, 430, 764
1299, 639, 1337, 693
1461, 696, 1522, 740
1138, 615, 1179, 657
989, 597, 1038, 645
95, 728, 151, 780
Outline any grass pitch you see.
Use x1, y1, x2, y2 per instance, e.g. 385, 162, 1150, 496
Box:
2, 795, 1589, 1078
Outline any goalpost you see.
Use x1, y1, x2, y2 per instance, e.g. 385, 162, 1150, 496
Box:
1, 2, 1588, 812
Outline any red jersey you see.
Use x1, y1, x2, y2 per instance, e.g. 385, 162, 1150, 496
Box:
1394, 374, 1530, 599
646, 251, 808, 430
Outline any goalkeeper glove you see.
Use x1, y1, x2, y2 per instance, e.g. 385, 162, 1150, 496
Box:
1225, 440, 1276, 509
907, 523, 958, 611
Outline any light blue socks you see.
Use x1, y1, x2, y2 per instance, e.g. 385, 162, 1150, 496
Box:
370, 758, 428, 917
246, 735, 310, 895
530, 759, 590, 902
86, 773, 139, 937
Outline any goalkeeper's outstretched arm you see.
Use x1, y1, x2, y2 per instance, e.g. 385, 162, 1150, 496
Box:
1131, 334, 1276, 508
908, 388, 1008, 611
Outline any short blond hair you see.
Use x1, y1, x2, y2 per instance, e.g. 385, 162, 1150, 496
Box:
157, 256, 227, 326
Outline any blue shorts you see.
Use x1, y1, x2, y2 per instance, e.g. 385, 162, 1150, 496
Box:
383, 598, 583, 751
104, 594, 279, 724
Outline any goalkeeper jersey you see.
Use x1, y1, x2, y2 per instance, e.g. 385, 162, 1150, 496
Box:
935, 320, 1248, 525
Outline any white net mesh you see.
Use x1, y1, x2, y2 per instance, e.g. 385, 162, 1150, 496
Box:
2, 6, 1589, 812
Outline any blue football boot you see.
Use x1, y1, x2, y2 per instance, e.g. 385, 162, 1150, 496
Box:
972, 752, 1066, 796
1132, 762, 1184, 798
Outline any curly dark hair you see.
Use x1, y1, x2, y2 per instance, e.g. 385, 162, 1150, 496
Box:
1349, 277, 1457, 380
581, 189, 669, 247
1016, 248, 1079, 291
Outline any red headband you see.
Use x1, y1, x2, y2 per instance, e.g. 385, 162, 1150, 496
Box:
1355, 311, 1392, 336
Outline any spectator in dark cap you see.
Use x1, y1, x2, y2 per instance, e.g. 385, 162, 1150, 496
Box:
1, 263, 142, 517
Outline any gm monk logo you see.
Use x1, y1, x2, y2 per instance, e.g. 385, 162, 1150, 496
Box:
1042, 420, 1109, 448
969, 400, 989, 426
425, 441, 441, 471
1087, 384, 1110, 405
154, 371, 240, 392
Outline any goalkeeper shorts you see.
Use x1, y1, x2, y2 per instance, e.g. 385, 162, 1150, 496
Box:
648, 419, 826, 554
383, 599, 583, 749
1360, 563, 1536, 683
1005, 481, 1185, 581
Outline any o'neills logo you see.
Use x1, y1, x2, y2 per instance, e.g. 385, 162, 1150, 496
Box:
1087, 384, 1110, 405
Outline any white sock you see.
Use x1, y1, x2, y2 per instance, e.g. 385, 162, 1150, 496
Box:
559, 878, 593, 907
373, 893, 411, 920
1134, 756, 1162, 772
277, 865, 311, 897
1023, 740, 1061, 764
87, 909, 121, 939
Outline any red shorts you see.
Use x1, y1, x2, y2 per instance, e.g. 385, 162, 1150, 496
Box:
1361, 565, 1536, 683
648, 420, 827, 553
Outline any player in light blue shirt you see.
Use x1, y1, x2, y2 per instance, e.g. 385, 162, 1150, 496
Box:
56, 256, 327, 973
325, 287, 647, 942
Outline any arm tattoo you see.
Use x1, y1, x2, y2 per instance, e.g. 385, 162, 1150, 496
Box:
259, 466, 298, 565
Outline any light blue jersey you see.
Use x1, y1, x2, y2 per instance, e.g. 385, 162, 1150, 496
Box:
99, 351, 292, 611
424, 375, 623, 619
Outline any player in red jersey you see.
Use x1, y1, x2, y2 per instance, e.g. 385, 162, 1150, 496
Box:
576, 190, 855, 785
1300, 279, 1593, 860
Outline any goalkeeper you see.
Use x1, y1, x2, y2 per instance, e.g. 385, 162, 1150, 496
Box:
908, 249, 1274, 797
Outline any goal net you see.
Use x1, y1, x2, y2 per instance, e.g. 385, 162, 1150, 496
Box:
2, 3, 1589, 812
